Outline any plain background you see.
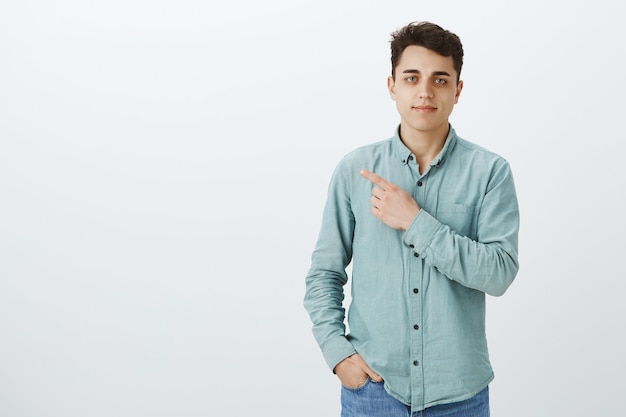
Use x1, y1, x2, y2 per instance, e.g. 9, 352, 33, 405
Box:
1, 0, 625, 416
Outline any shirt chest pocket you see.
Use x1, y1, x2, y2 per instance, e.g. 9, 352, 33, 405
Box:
435, 203, 479, 239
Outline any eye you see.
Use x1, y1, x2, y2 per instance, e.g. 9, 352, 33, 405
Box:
434, 78, 447, 85
406, 76, 417, 83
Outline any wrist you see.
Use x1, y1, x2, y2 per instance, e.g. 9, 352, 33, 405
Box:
403, 207, 420, 230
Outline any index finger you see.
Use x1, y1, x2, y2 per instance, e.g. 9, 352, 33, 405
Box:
360, 169, 392, 189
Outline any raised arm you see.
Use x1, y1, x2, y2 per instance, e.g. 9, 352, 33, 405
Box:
360, 162, 519, 296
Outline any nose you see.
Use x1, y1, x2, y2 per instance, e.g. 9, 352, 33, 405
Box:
417, 80, 433, 99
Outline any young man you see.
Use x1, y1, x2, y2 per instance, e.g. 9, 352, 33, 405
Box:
304, 21, 519, 416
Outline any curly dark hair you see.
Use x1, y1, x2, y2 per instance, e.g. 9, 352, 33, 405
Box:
390, 21, 464, 82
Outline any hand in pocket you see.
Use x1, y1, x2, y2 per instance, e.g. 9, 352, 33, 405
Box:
334, 353, 383, 389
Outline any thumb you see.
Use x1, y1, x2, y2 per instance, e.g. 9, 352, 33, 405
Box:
364, 367, 383, 382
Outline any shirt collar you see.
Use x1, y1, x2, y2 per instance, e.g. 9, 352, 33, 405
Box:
392, 124, 458, 168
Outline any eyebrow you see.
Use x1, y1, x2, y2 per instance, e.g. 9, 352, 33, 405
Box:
402, 69, 452, 77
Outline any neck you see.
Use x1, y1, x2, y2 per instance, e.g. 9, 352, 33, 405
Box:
399, 123, 449, 174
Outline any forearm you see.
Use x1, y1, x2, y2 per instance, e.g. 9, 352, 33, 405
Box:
304, 262, 357, 370
404, 209, 519, 296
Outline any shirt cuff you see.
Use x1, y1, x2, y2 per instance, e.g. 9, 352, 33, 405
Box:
403, 209, 441, 256
322, 336, 357, 372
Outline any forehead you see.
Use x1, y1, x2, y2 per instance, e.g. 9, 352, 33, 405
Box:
396, 45, 456, 74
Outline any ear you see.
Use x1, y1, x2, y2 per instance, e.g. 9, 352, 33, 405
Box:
387, 76, 396, 100
454, 80, 464, 104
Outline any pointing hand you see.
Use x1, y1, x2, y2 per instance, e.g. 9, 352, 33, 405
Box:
360, 169, 420, 230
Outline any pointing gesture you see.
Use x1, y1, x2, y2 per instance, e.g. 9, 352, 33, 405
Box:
360, 169, 420, 230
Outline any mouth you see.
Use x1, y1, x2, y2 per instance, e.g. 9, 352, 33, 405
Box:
413, 105, 437, 112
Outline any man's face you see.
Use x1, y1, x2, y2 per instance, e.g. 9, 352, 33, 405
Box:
388, 45, 463, 137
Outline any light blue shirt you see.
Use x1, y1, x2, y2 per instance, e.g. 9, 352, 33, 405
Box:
304, 125, 520, 411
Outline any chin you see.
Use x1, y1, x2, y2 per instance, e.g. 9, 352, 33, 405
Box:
408, 123, 437, 133
409, 119, 447, 133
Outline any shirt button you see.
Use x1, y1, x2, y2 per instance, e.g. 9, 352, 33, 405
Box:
413, 288, 419, 294
413, 360, 419, 366
409, 244, 414, 248
413, 324, 419, 330
417, 181, 423, 187
408, 155, 414, 161
414, 252, 419, 258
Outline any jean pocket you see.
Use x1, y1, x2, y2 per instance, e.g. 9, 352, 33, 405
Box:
341, 377, 372, 392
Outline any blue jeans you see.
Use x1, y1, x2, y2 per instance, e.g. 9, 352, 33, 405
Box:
341, 379, 489, 417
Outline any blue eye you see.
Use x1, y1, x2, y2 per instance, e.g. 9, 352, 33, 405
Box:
434, 78, 446, 85
406, 76, 417, 83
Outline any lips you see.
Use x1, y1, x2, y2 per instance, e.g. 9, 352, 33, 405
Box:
414, 105, 437, 112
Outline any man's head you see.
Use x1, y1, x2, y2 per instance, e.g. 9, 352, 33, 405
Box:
390, 21, 463, 83
387, 22, 465, 139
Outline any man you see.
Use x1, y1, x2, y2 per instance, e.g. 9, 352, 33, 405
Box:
303, 21, 519, 416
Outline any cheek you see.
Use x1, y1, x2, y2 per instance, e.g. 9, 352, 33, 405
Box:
446, 91, 459, 105
396, 89, 414, 102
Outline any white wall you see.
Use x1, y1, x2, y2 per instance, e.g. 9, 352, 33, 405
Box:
1, 1, 624, 415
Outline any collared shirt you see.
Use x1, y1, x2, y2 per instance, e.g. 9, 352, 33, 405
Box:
304, 125, 520, 412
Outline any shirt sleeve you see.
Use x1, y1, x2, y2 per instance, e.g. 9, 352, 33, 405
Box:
403, 160, 520, 296
303, 162, 358, 371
